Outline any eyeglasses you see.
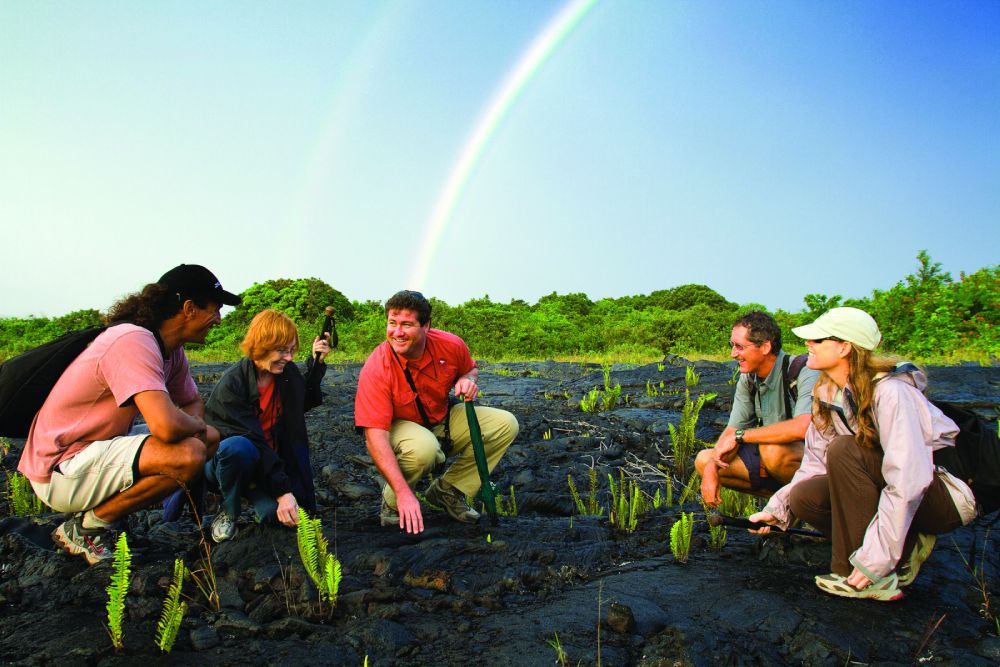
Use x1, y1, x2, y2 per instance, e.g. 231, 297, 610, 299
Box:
729, 341, 759, 353
274, 346, 297, 357
806, 337, 843, 344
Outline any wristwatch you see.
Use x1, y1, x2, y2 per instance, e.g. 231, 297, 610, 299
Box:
735, 429, 746, 445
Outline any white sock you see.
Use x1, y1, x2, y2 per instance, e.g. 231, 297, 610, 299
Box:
81, 509, 114, 530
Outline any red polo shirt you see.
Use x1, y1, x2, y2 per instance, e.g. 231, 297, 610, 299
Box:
354, 328, 475, 431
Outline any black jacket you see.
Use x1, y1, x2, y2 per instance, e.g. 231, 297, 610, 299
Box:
205, 356, 326, 511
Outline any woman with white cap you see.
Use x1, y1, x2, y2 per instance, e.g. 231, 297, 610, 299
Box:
749, 307, 976, 600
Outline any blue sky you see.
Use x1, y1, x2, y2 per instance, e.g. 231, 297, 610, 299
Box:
1, 1, 997, 318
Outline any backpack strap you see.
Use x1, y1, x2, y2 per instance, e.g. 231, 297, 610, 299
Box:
391, 348, 435, 430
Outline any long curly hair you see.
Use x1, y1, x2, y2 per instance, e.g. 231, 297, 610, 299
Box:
813, 345, 899, 448
106, 283, 211, 330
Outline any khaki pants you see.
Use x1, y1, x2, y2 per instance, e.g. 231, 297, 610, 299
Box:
788, 435, 962, 576
382, 405, 518, 509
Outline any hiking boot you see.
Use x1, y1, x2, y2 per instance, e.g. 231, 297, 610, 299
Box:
425, 479, 480, 524
897, 533, 936, 587
210, 512, 237, 543
379, 500, 400, 528
51, 513, 115, 565
814, 572, 904, 602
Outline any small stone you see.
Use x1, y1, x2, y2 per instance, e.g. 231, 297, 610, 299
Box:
189, 625, 220, 650
975, 636, 1000, 659
605, 601, 636, 634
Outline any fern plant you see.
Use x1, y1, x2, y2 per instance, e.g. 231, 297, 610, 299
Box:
496, 485, 518, 517
678, 471, 700, 506
670, 512, 694, 563
567, 468, 604, 516
707, 519, 727, 551
667, 367, 716, 478
579, 387, 601, 413
718, 487, 759, 518
155, 559, 188, 653
5, 472, 44, 516
608, 470, 646, 533
297, 508, 342, 610
105, 532, 131, 651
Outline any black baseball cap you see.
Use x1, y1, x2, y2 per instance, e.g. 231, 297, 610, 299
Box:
157, 264, 241, 306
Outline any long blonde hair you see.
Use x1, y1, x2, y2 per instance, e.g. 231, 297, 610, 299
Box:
813, 346, 899, 448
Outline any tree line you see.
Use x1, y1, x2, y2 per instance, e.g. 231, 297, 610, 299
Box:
1, 252, 996, 364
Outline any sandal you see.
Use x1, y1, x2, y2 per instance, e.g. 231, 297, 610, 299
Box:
814, 572, 904, 601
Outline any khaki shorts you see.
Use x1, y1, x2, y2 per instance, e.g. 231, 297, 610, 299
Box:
31, 434, 148, 513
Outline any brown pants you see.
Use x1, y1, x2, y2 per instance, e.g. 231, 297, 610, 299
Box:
788, 435, 962, 576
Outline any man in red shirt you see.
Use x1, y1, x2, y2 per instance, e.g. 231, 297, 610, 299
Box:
20, 264, 238, 564
355, 290, 519, 533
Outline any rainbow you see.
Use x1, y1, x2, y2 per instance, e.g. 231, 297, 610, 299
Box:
408, 0, 599, 289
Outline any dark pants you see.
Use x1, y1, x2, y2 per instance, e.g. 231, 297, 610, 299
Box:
788, 435, 961, 576
204, 436, 279, 524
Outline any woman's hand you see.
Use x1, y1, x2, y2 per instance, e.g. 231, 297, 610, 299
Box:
747, 510, 778, 534
276, 493, 300, 527
313, 335, 331, 363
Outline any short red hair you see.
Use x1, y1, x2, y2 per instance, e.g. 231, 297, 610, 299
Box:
240, 309, 299, 362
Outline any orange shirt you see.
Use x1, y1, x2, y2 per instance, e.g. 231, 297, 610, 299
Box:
354, 328, 475, 431
258, 379, 282, 450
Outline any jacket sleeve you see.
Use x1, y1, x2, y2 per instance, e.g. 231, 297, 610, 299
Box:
849, 381, 937, 580
762, 420, 834, 528
303, 357, 327, 413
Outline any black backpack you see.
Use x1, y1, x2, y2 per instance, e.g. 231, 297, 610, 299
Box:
0, 326, 107, 438
747, 353, 809, 425
931, 400, 1000, 518
867, 364, 1000, 519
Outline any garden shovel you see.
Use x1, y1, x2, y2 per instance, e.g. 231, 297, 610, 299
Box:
464, 399, 499, 523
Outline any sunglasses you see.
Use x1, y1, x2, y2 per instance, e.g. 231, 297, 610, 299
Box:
806, 336, 844, 344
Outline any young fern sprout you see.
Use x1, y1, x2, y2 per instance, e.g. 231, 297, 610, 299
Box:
567, 467, 604, 517
155, 559, 188, 653
707, 518, 727, 551
667, 367, 716, 479
105, 532, 131, 651
5, 472, 44, 516
670, 512, 694, 563
297, 508, 342, 609
608, 470, 647, 533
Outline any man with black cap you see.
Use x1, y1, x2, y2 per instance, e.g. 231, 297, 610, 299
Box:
18, 264, 241, 564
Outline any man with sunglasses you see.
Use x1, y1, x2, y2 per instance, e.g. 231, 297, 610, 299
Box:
695, 311, 819, 506
354, 290, 519, 534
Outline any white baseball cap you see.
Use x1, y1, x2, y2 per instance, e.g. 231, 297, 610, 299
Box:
792, 307, 882, 351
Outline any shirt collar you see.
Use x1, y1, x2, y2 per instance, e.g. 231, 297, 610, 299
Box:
751, 350, 786, 392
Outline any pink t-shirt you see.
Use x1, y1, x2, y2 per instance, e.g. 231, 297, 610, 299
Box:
18, 324, 199, 483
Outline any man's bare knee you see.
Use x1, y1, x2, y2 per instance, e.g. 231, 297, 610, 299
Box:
140, 437, 208, 481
